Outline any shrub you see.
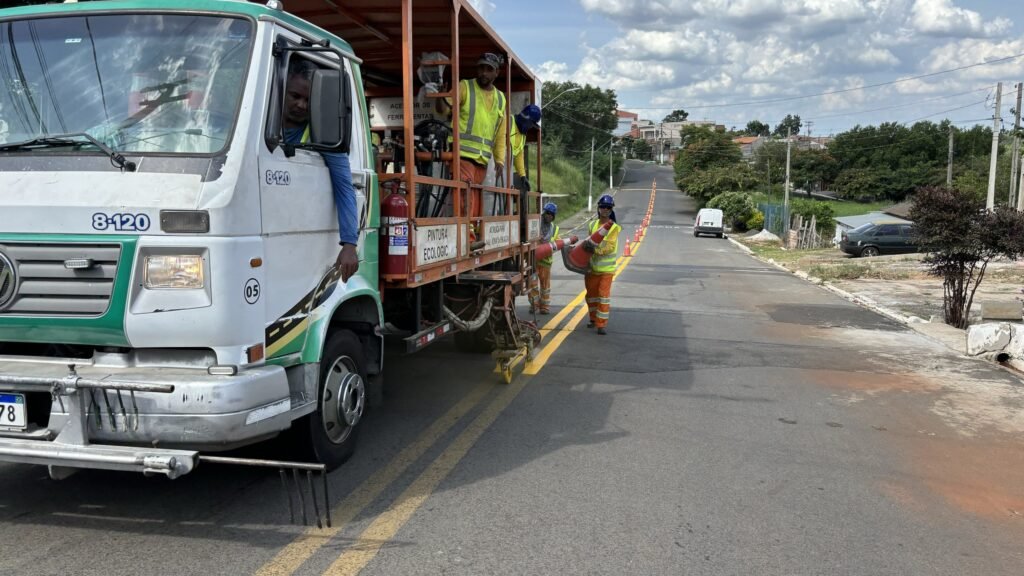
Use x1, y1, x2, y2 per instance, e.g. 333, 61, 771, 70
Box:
708, 191, 757, 231
911, 186, 1024, 328
746, 210, 765, 231
789, 198, 835, 232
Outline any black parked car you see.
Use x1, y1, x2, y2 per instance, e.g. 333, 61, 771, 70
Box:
840, 221, 918, 257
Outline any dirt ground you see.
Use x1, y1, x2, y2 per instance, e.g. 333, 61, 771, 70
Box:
736, 242, 1024, 324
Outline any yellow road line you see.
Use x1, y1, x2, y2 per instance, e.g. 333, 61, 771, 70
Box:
262, 185, 657, 576
320, 187, 656, 575
253, 384, 492, 576
323, 376, 531, 576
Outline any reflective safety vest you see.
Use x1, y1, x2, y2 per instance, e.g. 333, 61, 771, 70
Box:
458, 79, 506, 165
539, 224, 559, 267
301, 125, 310, 144
588, 219, 621, 274
510, 123, 527, 177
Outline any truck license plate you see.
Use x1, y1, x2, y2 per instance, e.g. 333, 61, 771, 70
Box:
0, 393, 27, 430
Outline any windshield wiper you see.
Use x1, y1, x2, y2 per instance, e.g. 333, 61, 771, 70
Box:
0, 132, 137, 172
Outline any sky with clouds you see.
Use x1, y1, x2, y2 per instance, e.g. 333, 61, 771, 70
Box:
468, 0, 1023, 135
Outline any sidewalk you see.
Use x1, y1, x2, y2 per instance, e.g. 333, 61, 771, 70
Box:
729, 236, 1024, 359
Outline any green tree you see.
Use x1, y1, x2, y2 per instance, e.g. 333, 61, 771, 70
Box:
630, 138, 652, 160
678, 163, 759, 204
911, 186, 1024, 328
833, 167, 893, 202
745, 120, 770, 136
753, 140, 787, 192
791, 149, 839, 193
707, 191, 757, 231
540, 80, 619, 161
663, 109, 689, 123
773, 114, 802, 136
674, 125, 742, 175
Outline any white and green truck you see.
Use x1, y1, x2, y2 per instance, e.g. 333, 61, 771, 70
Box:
0, 0, 542, 483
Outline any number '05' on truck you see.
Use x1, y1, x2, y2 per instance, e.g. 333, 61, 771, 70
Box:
0, 0, 544, 485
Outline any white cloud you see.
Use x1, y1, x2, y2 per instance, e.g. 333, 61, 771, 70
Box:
465, 0, 496, 18
544, 0, 1021, 129
536, 61, 571, 82
605, 28, 734, 64
910, 0, 1011, 38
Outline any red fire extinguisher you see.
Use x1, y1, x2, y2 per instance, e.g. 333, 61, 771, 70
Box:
380, 189, 410, 276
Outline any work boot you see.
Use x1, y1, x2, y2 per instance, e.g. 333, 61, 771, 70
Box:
539, 309, 550, 315
597, 327, 607, 335
586, 322, 595, 329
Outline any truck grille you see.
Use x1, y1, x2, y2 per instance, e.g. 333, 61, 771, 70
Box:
0, 243, 121, 316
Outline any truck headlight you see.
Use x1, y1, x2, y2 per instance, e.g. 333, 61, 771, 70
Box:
144, 255, 205, 289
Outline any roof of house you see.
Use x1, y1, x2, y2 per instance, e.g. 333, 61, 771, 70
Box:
883, 201, 913, 219
616, 110, 638, 120
835, 212, 911, 228
732, 136, 759, 145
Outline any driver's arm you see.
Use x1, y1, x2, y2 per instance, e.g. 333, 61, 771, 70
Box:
322, 151, 360, 281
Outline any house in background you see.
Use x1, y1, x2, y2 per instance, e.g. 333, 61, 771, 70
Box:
615, 110, 638, 138
732, 136, 765, 159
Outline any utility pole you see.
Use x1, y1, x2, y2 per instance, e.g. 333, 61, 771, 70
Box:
1010, 83, 1022, 205
947, 127, 954, 187
784, 127, 792, 223
1018, 150, 1024, 210
588, 136, 595, 212
609, 140, 614, 190
986, 82, 1002, 210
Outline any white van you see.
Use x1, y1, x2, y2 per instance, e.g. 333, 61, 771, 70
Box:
694, 208, 724, 238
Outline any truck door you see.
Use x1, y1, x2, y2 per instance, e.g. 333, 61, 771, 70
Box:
258, 28, 369, 359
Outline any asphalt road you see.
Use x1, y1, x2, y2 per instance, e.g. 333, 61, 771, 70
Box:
2, 161, 1022, 575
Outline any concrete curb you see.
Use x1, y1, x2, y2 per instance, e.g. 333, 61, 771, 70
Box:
727, 237, 970, 358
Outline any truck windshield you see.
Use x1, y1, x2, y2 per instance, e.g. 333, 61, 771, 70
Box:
0, 14, 252, 155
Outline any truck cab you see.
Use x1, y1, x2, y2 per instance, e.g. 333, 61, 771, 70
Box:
0, 0, 541, 481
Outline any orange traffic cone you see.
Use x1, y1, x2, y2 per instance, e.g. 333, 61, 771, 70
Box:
534, 236, 578, 261
624, 239, 632, 257
567, 220, 613, 269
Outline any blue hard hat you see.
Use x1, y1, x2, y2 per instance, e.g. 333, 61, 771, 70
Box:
597, 194, 615, 208
515, 104, 542, 133
520, 104, 541, 124
543, 202, 557, 215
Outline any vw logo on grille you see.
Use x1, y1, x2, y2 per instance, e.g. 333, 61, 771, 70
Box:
0, 251, 16, 310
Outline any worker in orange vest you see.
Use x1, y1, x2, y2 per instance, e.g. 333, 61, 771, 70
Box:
582, 194, 621, 335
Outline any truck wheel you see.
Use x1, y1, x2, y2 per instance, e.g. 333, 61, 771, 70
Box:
291, 330, 366, 470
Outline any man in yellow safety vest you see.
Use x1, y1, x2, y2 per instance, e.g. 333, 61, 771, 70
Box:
438, 52, 507, 221
510, 104, 541, 193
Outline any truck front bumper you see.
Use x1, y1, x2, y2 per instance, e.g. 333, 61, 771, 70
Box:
0, 358, 298, 478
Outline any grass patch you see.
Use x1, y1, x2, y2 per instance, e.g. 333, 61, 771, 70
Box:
808, 263, 869, 280
533, 145, 605, 224
746, 192, 892, 218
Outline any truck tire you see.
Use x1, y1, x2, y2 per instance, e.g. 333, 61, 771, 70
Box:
290, 329, 366, 470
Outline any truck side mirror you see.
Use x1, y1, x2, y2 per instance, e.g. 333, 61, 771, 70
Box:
310, 68, 352, 153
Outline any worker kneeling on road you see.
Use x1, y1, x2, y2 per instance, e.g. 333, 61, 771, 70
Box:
529, 202, 560, 315
583, 194, 621, 335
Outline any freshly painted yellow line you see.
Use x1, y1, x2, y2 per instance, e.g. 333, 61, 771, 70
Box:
253, 383, 492, 576
322, 375, 532, 576
321, 188, 656, 573
259, 185, 659, 576
523, 305, 590, 374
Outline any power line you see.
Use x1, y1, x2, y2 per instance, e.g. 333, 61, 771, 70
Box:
621, 51, 1024, 111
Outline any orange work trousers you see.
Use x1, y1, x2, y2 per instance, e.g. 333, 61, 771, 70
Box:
529, 265, 553, 313
459, 158, 487, 218
585, 273, 613, 328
